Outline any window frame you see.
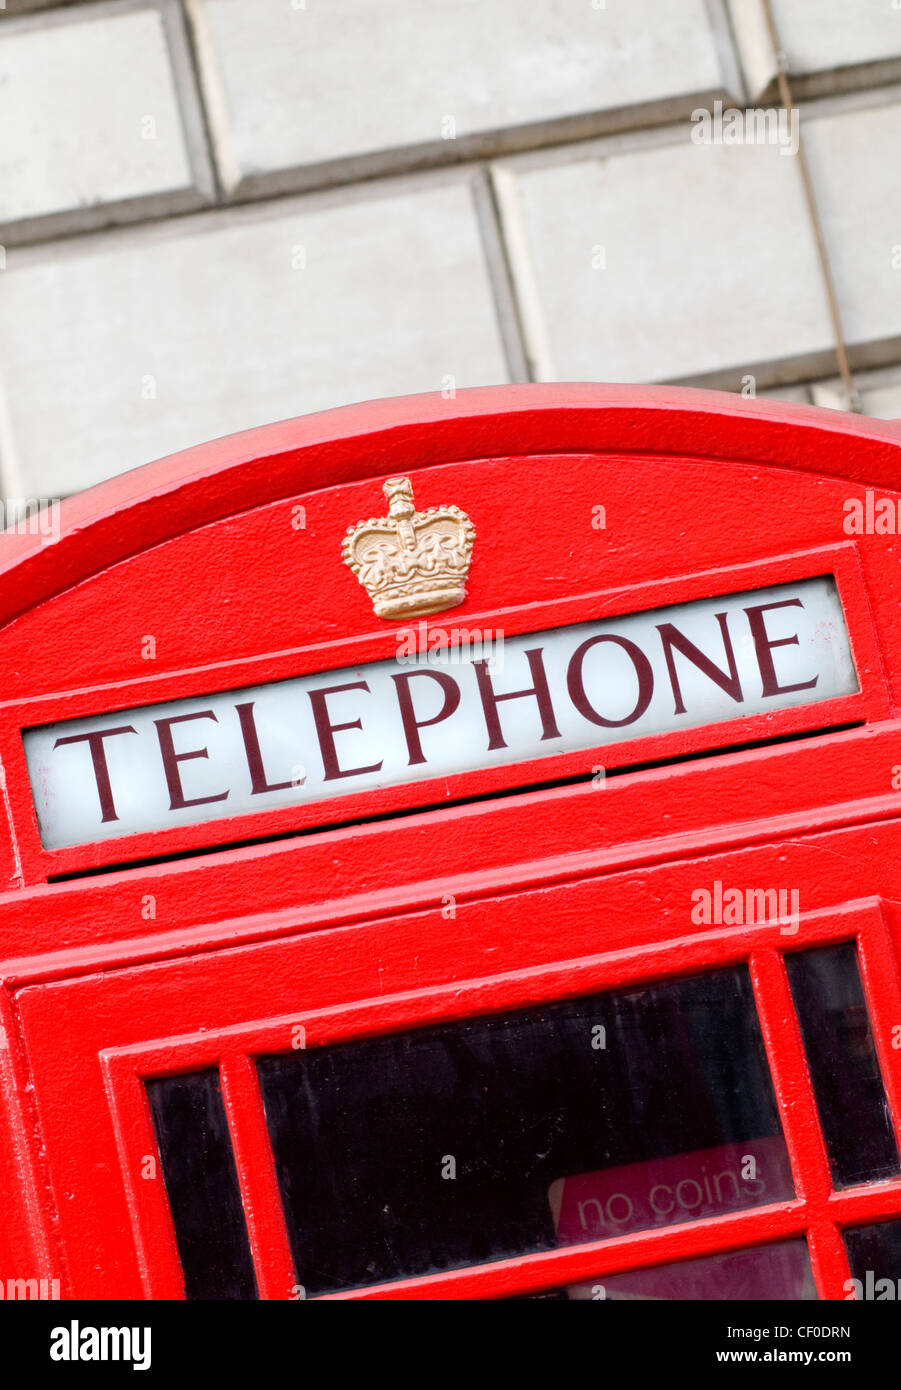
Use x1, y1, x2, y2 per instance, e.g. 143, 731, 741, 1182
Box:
99, 896, 901, 1301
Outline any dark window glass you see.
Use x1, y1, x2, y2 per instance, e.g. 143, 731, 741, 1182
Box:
146, 1068, 257, 1300
258, 966, 793, 1296
785, 942, 899, 1189
844, 1219, 901, 1297
516, 1239, 816, 1300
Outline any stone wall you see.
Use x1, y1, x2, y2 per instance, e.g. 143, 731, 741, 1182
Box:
2, 0, 901, 497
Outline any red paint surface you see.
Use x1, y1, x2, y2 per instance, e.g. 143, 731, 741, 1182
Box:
0, 384, 900, 1299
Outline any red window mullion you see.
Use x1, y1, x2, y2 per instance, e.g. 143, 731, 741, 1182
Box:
856, 913, 901, 1159
324, 1204, 808, 1300
109, 909, 901, 1302
750, 947, 852, 1300
219, 1054, 297, 1301
101, 1054, 187, 1300
825, 1177, 901, 1226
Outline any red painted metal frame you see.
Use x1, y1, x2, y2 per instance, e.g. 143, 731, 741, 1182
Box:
11, 835, 901, 1299
2, 384, 900, 628
88, 897, 901, 1300
0, 384, 896, 888
3, 384, 901, 1301
3, 539, 886, 881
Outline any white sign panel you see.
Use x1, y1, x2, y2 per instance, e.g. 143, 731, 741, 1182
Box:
24, 577, 857, 850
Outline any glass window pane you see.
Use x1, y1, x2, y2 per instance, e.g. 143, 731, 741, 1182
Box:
146, 1068, 257, 1301
785, 942, 900, 1189
258, 966, 794, 1296
516, 1239, 817, 1300
844, 1219, 901, 1298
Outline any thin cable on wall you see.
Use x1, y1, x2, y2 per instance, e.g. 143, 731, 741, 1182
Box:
760, 0, 861, 413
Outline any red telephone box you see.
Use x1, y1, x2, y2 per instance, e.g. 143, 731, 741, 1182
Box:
3, 382, 901, 1301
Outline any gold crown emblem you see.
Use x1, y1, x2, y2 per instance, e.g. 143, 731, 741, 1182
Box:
343, 476, 475, 620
